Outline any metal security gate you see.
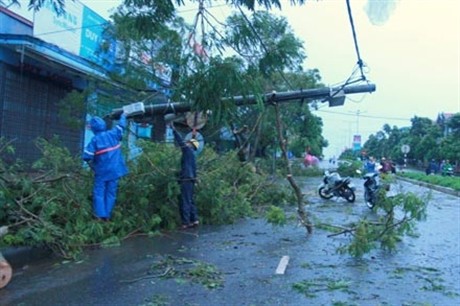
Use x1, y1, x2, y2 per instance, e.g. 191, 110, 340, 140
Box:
0, 64, 83, 165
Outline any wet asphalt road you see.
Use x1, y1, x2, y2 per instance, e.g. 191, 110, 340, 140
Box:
0, 177, 459, 306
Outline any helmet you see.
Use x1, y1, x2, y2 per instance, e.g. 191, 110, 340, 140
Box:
189, 139, 199, 150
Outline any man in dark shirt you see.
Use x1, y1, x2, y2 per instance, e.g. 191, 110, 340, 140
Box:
170, 122, 200, 229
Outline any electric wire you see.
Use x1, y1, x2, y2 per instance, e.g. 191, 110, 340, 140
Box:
345, 0, 366, 81
200, 8, 264, 60
236, 5, 294, 91
33, 22, 110, 36
316, 108, 412, 122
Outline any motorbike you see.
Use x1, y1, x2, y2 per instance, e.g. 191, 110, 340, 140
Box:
318, 171, 356, 203
358, 170, 390, 209
442, 165, 454, 176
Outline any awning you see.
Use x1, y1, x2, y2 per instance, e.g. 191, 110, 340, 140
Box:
0, 33, 109, 80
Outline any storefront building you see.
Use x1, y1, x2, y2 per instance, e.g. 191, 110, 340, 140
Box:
0, 1, 171, 164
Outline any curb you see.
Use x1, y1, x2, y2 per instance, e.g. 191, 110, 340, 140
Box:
396, 176, 460, 197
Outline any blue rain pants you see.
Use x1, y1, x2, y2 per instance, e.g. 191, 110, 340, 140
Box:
93, 178, 119, 219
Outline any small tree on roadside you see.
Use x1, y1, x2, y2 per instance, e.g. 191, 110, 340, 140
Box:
327, 185, 429, 257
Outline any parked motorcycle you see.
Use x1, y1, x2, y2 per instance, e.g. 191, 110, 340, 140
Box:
442, 165, 454, 177
357, 170, 389, 209
318, 171, 356, 203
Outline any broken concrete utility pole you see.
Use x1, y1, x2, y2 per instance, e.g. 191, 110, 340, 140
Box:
108, 83, 376, 120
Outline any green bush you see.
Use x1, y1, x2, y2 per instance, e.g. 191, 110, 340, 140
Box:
399, 172, 460, 191
338, 191, 428, 257
196, 149, 295, 224
118, 140, 180, 231
0, 137, 294, 258
337, 160, 362, 178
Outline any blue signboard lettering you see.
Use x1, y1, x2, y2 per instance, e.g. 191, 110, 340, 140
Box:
79, 6, 116, 70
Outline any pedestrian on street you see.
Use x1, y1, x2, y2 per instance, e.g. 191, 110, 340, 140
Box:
379, 157, 391, 174
170, 122, 200, 229
440, 160, 445, 172
364, 156, 376, 173
426, 159, 438, 175
83, 112, 129, 221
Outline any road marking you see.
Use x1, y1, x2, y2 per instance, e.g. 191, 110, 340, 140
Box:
275, 255, 290, 275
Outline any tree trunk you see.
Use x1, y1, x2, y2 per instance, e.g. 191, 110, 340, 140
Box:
273, 103, 313, 234
250, 112, 264, 162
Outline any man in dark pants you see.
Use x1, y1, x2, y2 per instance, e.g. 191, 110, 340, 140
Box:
170, 123, 200, 229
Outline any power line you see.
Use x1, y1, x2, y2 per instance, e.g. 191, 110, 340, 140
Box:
315, 108, 412, 122
34, 22, 109, 36
176, 2, 228, 15
345, 0, 366, 81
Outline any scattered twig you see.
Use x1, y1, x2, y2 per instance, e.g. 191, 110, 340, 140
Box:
33, 173, 71, 184
119, 267, 173, 283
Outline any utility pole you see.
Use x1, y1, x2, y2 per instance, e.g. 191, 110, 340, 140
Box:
108, 83, 376, 120
356, 110, 361, 134
349, 109, 367, 135
349, 109, 366, 152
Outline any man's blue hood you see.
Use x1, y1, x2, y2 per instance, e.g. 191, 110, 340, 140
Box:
90, 116, 106, 133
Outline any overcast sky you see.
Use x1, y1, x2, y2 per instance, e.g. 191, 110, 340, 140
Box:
276, 0, 460, 157
74, 0, 460, 157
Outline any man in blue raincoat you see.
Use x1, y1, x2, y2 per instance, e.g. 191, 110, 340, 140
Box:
83, 113, 129, 221
170, 122, 200, 229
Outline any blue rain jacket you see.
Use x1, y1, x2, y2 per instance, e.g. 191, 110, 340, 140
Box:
83, 114, 128, 181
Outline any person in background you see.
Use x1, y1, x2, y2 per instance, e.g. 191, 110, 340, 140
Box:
389, 158, 397, 174
364, 156, 376, 173
442, 159, 453, 176
83, 113, 128, 221
426, 159, 438, 175
439, 160, 445, 173
379, 157, 391, 174
170, 122, 200, 229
